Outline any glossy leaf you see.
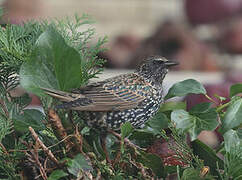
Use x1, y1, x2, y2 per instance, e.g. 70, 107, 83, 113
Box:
138, 152, 164, 178
92, 136, 106, 160
171, 110, 194, 132
13, 109, 45, 133
189, 103, 218, 140
230, 83, 242, 97
121, 122, 133, 139
223, 130, 242, 179
189, 102, 212, 114
165, 79, 206, 100
191, 139, 224, 175
147, 112, 169, 133
48, 170, 68, 180
223, 129, 241, 152
159, 101, 186, 112
67, 154, 92, 177
129, 129, 155, 147
20, 27, 81, 96
20, 54, 58, 96
220, 98, 242, 134
171, 103, 218, 140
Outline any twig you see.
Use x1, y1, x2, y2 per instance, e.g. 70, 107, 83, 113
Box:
33, 142, 48, 180
29, 126, 59, 166
75, 125, 84, 154
0, 142, 9, 155
108, 130, 145, 151
48, 109, 74, 151
205, 94, 218, 105
216, 101, 231, 113
8, 134, 75, 153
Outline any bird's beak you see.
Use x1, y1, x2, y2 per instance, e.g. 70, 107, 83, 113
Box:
165, 61, 179, 67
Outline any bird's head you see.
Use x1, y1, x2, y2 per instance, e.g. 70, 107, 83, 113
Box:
137, 56, 178, 84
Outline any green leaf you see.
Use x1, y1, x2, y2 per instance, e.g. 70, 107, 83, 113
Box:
138, 152, 164, 178
171, 110, 194, 132
165, 79, 206, 100
223, 130, 242, 179
159, 101, 186, 112
220, 98, 242, 134
20, 54, 58, 96
92, 136, 106, 160
48, 170, 68, 180
67, 154, 93, 177
80, 127, 90, 135
224, 130, 241, 152
189, 102, 212, 114
129, 129, 155, 147
238, 129, 242, 139
13, 109, 45, 133
105, 134, 119, 160
121, 122, 133, 139
230, 83, 242, 97
191, 139, 224, 175
147, 112, 169, 134
189, 103, 218, 140
20, 27, 81, 96
171, 103, 218, 140
164, 166, 177, 176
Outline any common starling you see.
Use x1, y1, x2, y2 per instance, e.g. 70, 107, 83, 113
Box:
42, 56, 178, 131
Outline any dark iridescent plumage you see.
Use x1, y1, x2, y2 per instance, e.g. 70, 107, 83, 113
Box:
42, 56, 178, 131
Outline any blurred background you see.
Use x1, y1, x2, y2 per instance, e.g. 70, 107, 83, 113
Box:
1, 0, 242, 148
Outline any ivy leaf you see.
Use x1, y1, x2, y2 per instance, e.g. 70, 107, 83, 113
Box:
189, 102, 212, 114
220, 98, 242, 134
171, 103, 218, 140
189, 103, 218, 139
48, 170, 68, 180
20, 53, 58, 96
171, 110, 194, 132
147, 112, 169, 134
13, 109, 45, 133
67, 154, 93, 177
165, 79, 206, 100
223, 130, 242, 179
20, 27, 81, 96
138, 152, 164, 178
159, 101, 186, 112
121, 122, 133, 139
230, 83, 242, 97
223, 129, 241, 152
129, 129, 155, 147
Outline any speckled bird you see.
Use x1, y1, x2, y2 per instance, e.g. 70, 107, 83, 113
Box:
42, 56, 178, 131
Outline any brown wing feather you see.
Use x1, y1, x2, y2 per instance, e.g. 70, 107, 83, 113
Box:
43, 73, 153, 111
70, 73, 153, 111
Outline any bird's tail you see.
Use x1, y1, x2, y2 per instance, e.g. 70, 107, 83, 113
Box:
40, 87, 92, 110
40, 87, 84, 102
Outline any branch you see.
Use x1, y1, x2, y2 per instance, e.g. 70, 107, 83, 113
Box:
29, 126, 59, 166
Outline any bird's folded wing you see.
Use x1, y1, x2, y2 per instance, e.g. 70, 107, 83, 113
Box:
42, 73, 153, 111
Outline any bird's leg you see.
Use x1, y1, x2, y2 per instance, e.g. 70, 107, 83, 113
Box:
100, 134, 112, 164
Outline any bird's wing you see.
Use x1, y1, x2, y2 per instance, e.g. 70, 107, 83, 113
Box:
43, 73, 153, 111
